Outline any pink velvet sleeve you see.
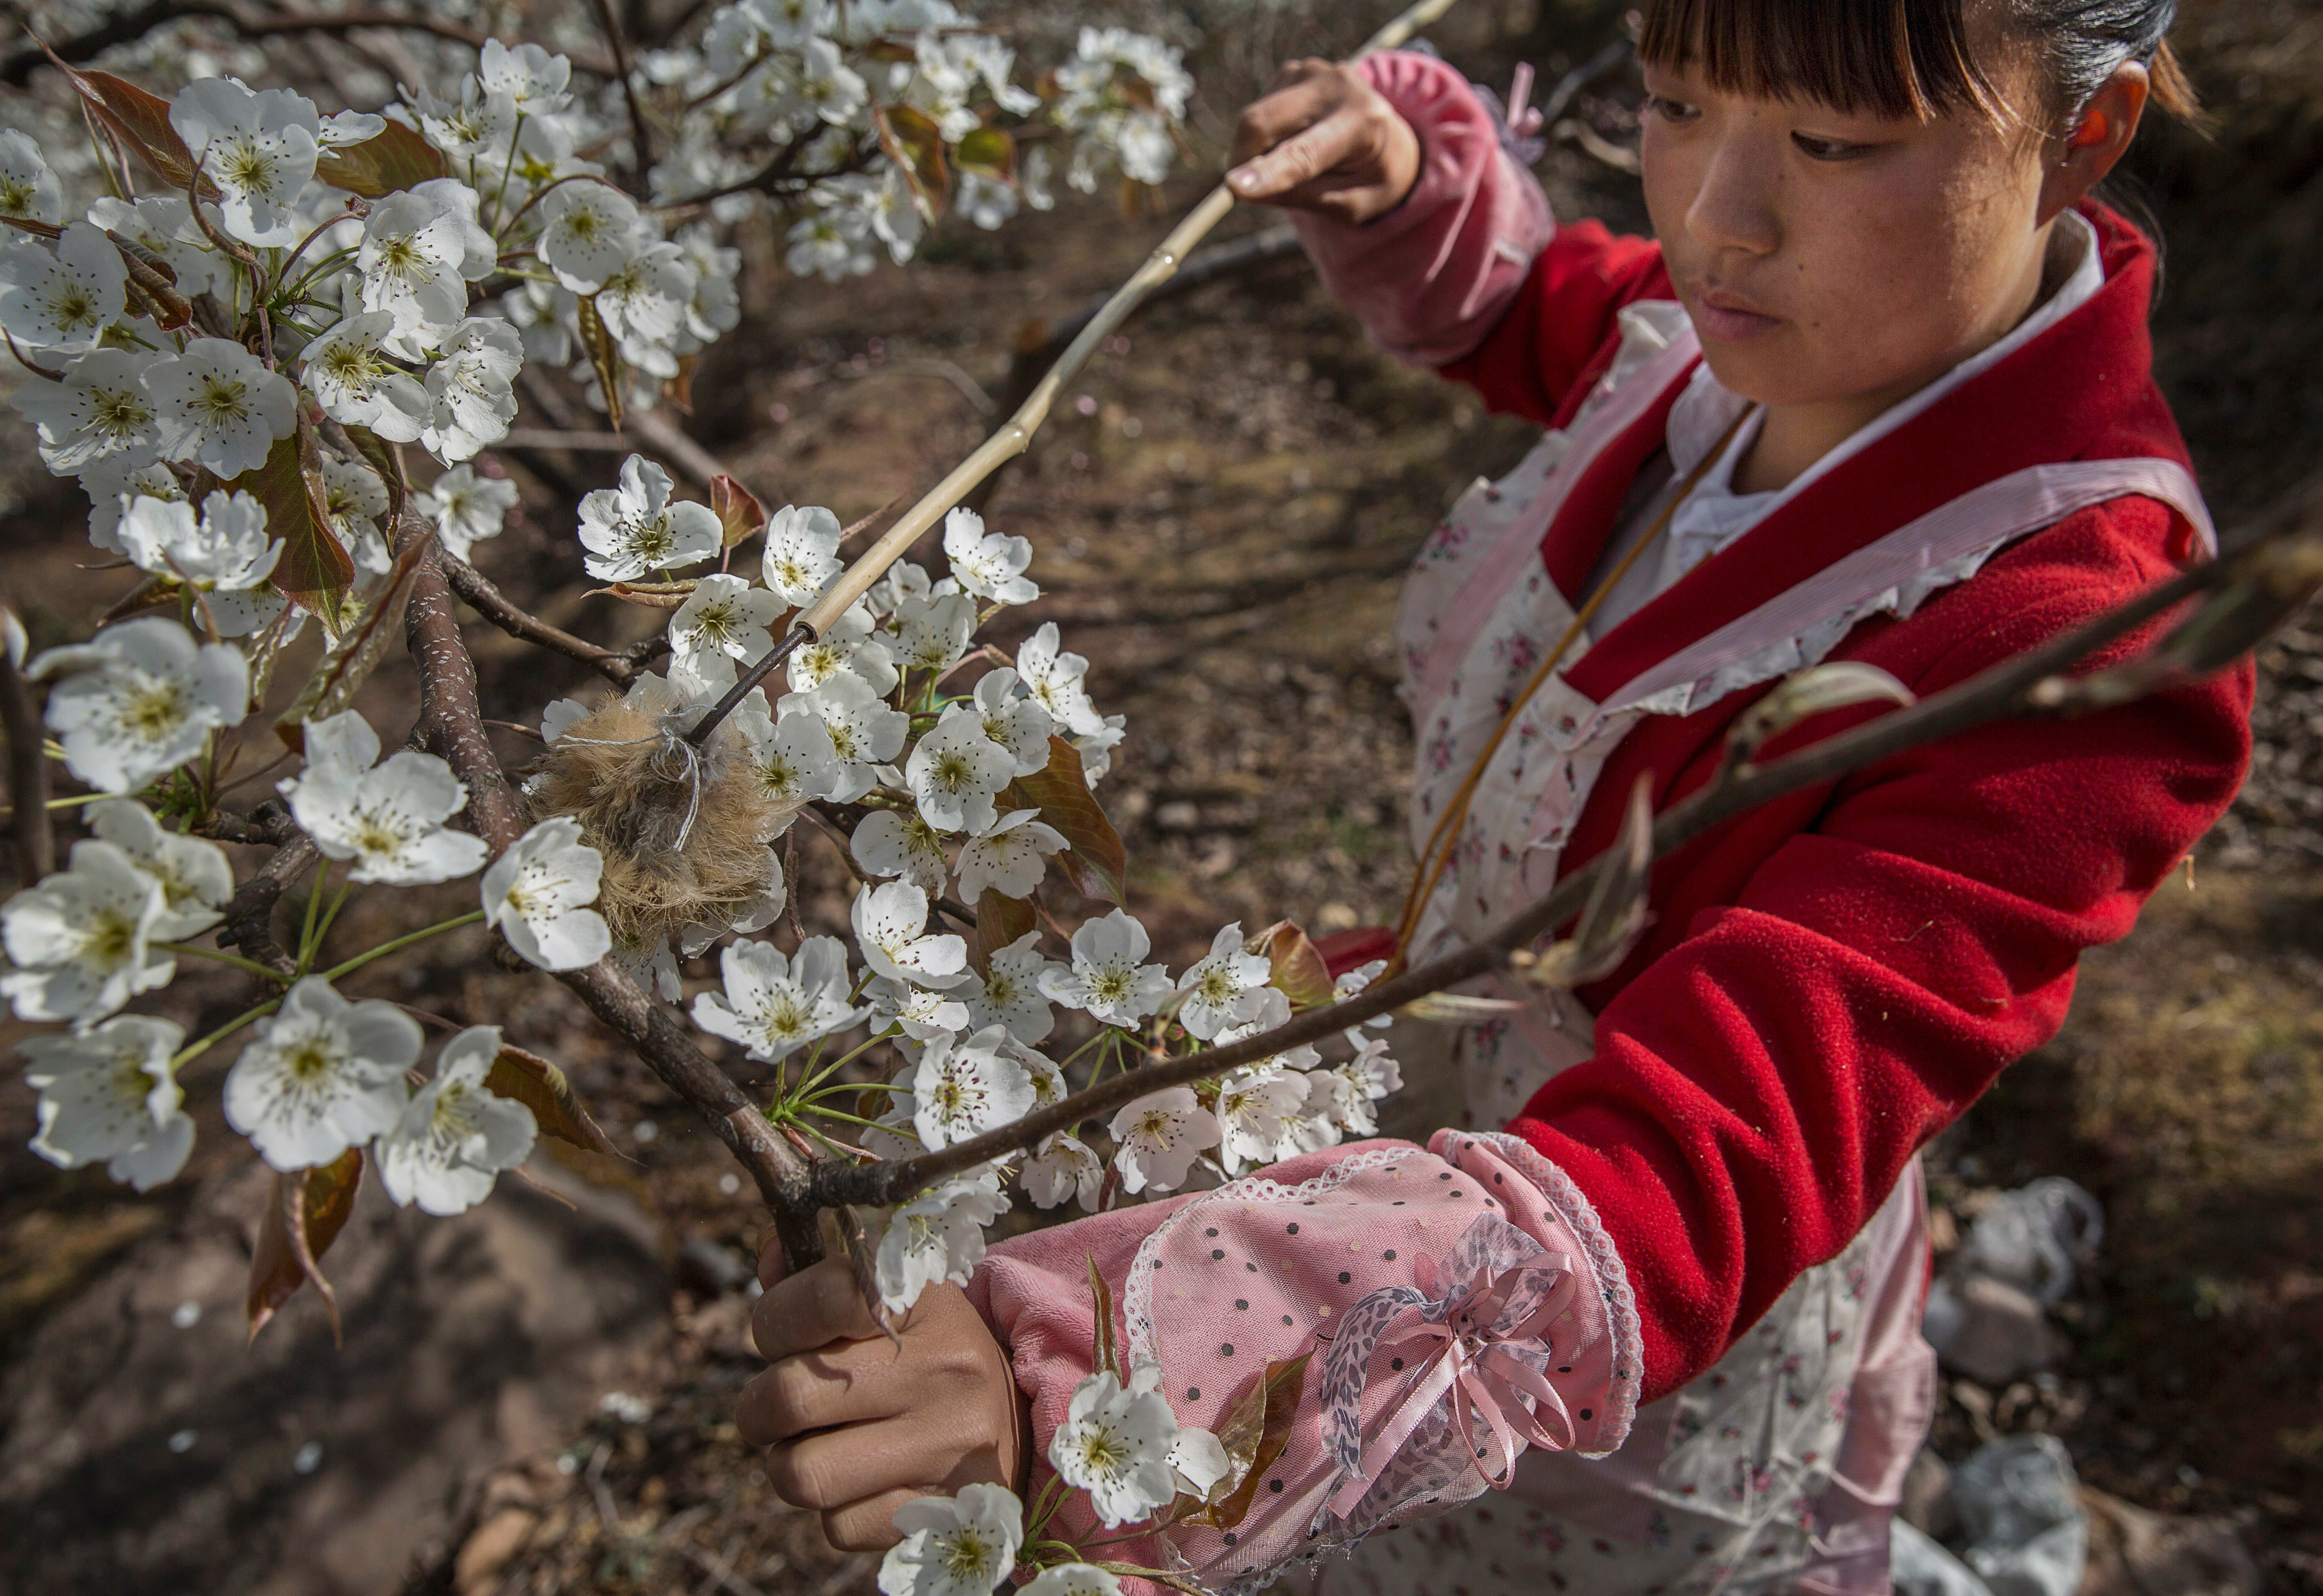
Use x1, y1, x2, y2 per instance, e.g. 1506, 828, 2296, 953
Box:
1286, 51, 1556, 368
965, 1131, 1643, 1590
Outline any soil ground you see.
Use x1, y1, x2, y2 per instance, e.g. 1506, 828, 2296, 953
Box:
1, 1, 2321, 1592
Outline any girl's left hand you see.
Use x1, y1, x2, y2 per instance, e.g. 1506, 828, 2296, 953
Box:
737, 1251, 1030, 1550
1228, 58, 1422, 224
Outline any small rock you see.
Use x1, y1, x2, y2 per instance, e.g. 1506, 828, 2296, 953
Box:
2076, 1487, 2258, 1596
1154, 800, 1201, 831
1931, 1274, 2057, 1385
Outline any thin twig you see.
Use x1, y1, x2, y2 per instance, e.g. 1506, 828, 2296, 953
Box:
0, 628, 52, 885
440, 552, 643, 687
590, 0, 654, 176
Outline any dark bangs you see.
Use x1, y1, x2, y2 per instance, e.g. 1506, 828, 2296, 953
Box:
1638, 0, 2003, 120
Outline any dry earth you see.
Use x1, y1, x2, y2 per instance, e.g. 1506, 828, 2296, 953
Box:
1, 1, 2321, 1592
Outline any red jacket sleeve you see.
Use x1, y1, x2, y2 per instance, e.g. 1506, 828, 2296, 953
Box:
1437, 221, 1674, 428
1507, 510, 2253, 1403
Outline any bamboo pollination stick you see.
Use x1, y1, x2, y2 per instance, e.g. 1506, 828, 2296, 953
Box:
688, 0, 1465, 746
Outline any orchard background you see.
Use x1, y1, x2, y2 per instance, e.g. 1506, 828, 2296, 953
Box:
0, 0, 2319, 1591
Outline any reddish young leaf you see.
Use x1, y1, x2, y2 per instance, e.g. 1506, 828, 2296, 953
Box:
1003, 737, 1126, 907
969, 886, 1037, 976
39, 47, 207, 194
485, 1044, 620, 1158
229, 425, 353, 618
1258, 921, 1335, 1010
246, 1148, 364, 1345
1085, 1251, 1121, 1381
272, 520, 432, 749
872, 103, 951, 221
313, 119, 448, 197
575, 294, 625, 430
711, 473, 767, 550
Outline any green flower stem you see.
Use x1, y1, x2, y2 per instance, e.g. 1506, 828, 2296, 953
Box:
297, 865, 331, 963
308, 877, 357, 961
786, 1104, 895, 1135
172, 994, 285, 1068
42, 792, 111, 809
158, 941, 289, 981
318, 909, 486, 983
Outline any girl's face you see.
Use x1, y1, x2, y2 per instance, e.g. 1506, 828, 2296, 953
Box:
1639, 43, 2064, 419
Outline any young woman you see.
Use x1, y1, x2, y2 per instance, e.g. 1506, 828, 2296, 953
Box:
738, 2, 2252, 1590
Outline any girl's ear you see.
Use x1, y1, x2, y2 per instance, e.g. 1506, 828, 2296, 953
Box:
2037, 62, 2151, 225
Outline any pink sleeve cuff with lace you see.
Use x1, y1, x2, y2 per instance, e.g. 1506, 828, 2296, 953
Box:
1288, 52, 1555, 369
966, 1131, 1642, 1591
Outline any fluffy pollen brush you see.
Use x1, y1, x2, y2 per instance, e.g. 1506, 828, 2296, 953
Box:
528, 696, 799, 949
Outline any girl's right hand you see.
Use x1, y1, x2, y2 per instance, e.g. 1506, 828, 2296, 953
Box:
1228, 58, 1421, 224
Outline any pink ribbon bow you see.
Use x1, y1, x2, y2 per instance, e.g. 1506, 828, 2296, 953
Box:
1322, 1248, 1580, 1517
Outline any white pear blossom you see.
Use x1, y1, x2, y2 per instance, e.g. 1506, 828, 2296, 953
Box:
954, 809, 1067, 900
0, 841, 170, 1025
691, 935, 864, 1063
673, 222, 740, 343
415, 464, 521, 561
867, 975, 971, 1042
29, 616, 249, 794
729, 695, 842, 805
22, 1014, 193, 1190
1021, 1131, 1101, 1211
376, 1025, 538, 1215
785, 193, 876, 282
787, 603, 897, 694
11, 347, 158, 471
118, 490, 286, 637
1039, 908, 1172, 1027
88, 799, 231, 939
301, 306, 433, 442
1169, 1425, 1232, 1500
1108, 1086, 1220, 1194
171, 79, 321, 246
760, 503, 843, 604
1211, 1063, 1311, 1176
280, 710, 490, 884
874, 1175, 1010, 1314
146, 337, 297, 477
1320, 1036, 1403, 1136
357, 189, 478, 353
481, 816, 612, 971
409, 77, 518, 163
671, 574, 783, 681
479, 39, 574, 116
850, 807, 949, 895
1334, 957, 1394, 1029
779, 671, 909, 801
901, 1024, 1032, 1148
960, 930, 1057, 1044
579, 454, 722, 580
318, 453, 392, 573
942, 507, 1037, 604
595, 240, 696, 347
955, 173, 1017, 232
612, 925, 684, 1002
318, 108, 387, 147
1022, 1566, 1122, 1596
538, 181, 643, 294
894, 591, 976, 676
972, 668, 1054, 776
1174, 922, 1271, 1041
851, 880, 968, 989
907, 705, 1016, 834
1049, 1364, 1181, 1527
79, 456, 186, 553
0, 221, 123, 351
422, 316, 523, 463
1074, 713, 1128, 788
1016, 622, 1107, 736
223, 977, 420, 1170
0, 129, 62, 222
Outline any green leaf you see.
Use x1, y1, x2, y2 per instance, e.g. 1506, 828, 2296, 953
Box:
1187, 1354, 1310, 1529
227, 425, 353, 618
1258, 921, 1334, 1011
1085, 1251, 1121, 1381
246, 1148, 363, 1345
1003, 737, 1125, 907
486, 1043, 620, 1158
313, 119, 448, 197
271, 519, 432, 750
872, 103, 951, 222
954, 126, 1016, 182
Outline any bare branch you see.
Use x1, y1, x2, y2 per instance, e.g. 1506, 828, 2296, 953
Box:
0, 631, 51, 886
589, 0, 654, 177
439, 551, 645, 687
214, 813, 317, 981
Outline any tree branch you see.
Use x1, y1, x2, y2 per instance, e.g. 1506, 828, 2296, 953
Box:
0, 634, 51, 886
394, 517, 826, 1266
440, 551, 645, 687
214, 810, 317, 981
810, 513, 2323, 1210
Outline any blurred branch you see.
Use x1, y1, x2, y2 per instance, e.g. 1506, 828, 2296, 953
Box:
812, 499, 2323, 1210
588, 0, 652, 176
0, 0, 617, 87
0, 633, 51, 886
